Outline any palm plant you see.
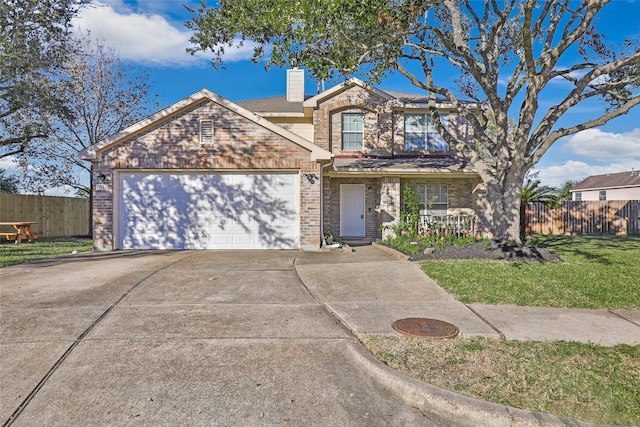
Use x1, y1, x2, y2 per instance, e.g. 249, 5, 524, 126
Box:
522, 178, 558, 207
521, 177, 559, 240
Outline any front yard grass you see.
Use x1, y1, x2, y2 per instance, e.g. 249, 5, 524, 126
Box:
420, 235, 640, 310
363, 235, 640, 425
0, 237, 93, 267
364, 336, 639, 425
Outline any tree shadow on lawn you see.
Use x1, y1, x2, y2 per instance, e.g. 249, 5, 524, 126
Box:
538, 235, 640, 267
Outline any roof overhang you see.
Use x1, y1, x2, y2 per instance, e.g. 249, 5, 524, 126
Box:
326, 157, 477, 176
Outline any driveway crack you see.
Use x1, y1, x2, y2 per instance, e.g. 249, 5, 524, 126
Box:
2, 252, 197, 427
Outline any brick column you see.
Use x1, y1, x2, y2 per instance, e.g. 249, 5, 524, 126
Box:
380, 176, 401, 239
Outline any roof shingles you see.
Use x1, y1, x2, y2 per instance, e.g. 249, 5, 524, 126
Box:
571, 170, 640, 191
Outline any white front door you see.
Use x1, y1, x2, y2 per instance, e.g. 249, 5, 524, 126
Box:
340, 184, 365, 237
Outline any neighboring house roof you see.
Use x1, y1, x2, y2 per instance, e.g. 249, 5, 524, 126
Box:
331, 157, 475, 175
571, 170, 640, 191
79, 89, 332, 162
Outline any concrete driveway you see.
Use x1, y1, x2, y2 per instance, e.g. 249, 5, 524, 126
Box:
1, 250, 447, 426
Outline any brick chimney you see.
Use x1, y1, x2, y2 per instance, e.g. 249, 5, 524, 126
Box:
286, 68, 305, 102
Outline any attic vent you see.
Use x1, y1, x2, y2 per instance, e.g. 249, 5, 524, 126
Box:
200, 119, 214, 144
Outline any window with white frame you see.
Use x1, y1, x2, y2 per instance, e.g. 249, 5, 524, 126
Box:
409, 184, 448, 215
404, 114, 449, 151
341, 113, 364, 150
575, 192, 582, 201
599, 190, 606, 201
200, 119, 214, 144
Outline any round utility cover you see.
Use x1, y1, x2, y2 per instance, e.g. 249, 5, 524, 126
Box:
392, 318, 459, 338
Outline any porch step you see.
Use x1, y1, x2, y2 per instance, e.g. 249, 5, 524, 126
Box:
338, 238, 373, 247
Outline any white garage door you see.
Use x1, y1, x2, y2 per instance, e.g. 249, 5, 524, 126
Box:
118, 172, 299, 249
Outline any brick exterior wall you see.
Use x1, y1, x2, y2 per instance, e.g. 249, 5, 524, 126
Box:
311, 84, 486, 243
92, 100, 322, 251
379, 176, 401, 240
311, 85, 476, 159
323, 177, 382, 241
313, 86, 393, 156
310, 84, 488, 241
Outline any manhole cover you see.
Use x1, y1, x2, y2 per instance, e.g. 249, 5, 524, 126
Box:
392, 318, 459, 338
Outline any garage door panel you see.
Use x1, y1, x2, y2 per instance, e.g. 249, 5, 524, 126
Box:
119, 172, 299, 250
209, 233, 230, 246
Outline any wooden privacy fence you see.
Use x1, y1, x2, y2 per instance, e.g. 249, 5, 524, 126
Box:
0, 194, 90, 238
524, 200, 640, 236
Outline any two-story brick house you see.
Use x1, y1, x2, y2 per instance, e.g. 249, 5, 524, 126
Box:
80, 70, 486, 251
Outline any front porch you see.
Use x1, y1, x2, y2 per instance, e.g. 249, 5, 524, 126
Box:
321, 174, 487, 246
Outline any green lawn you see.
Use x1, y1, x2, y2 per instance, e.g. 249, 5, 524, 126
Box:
364, 336, 640, 425
363, 235, 640, 425
0, 238, 93, 267
420, 235, 640, 309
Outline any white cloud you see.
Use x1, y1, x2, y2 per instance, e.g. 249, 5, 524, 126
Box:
532, 128, 640, 187
563, 128, 640, 160
0, 156, 18, 171
72, 2, 257, 67
534, 160, 639, 188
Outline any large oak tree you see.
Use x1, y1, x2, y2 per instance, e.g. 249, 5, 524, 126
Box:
18, 33, 156, 197
0, 0, 87, 158
187, 0, 640, 241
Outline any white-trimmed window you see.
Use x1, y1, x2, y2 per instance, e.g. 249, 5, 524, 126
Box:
409, 184, 448, 215
575, 192, 582, 201
404, 114, 449, 151
599, 190, 606, 201
200, 119, 214, 144
342, 113, 364, 150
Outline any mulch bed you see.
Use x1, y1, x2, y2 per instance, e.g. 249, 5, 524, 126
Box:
402, 240, 563, 262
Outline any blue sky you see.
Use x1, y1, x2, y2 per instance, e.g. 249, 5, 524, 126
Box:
6, 0, 638, 191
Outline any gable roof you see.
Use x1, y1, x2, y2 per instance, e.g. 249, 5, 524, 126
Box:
303, 77, 395, 108
235, 79, 477, 115
571, 170, 640, 192
79, 89, 332, 162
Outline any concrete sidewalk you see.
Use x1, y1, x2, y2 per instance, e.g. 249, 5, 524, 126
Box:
295, 244, 640, 346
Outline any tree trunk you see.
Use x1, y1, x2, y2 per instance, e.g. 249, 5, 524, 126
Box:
485, 168, 526, 243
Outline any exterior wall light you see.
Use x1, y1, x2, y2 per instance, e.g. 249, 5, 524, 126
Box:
304, 173, 319, 184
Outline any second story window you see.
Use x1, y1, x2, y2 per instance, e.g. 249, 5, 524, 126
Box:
404, 114, 449, 151
599, 190, 606, 201
342, 113, 364, 150
575, 192, 582, 201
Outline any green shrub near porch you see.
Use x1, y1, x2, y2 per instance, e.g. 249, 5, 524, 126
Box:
382, 184, 485, 252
